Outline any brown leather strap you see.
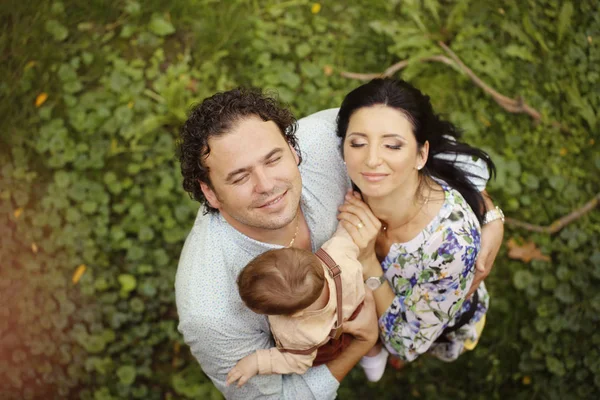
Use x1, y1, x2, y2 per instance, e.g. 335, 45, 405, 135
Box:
279, 248, 344, 355
315, 248, 343, 340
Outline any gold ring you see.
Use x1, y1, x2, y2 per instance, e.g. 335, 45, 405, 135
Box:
357, 222, 364, 230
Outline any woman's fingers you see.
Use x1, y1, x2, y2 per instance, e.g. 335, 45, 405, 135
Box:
337, 210, 365, 230
340, 220, 365, 247
338, 203, 377, 232
343, 193, 381, 228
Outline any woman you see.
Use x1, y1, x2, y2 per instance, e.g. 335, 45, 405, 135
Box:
336, 78, 496, 367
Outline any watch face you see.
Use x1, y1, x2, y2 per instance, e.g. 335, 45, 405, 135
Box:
366, 277, 381, 290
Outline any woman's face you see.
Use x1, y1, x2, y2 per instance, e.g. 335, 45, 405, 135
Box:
343, 105, 427, 199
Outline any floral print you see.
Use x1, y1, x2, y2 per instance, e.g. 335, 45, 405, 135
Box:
379, 183, 490, 362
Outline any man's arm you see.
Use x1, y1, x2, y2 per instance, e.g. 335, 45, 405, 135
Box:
326, 288, 379, 381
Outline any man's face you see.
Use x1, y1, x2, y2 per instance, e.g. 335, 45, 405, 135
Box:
201, 116, 302, 231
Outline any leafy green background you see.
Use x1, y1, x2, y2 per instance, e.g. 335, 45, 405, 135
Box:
1, 0, 599, 399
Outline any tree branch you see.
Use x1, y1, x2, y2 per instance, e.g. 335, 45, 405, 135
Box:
437, 41, 541, 120
505, 193, 600, 234
339, 42, 570, 133
340, 55, 454, 80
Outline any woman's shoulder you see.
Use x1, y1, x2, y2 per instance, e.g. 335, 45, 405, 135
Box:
432, 181, 479, 227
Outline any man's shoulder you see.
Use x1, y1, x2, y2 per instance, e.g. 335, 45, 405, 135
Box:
175, 212, 236, 308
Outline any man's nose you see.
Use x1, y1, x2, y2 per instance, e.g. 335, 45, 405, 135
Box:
253, 168, 276, 194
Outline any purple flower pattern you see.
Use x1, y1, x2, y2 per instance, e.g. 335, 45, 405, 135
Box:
378, 183, 490, 362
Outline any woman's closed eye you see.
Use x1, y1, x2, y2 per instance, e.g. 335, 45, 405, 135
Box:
385, 144, 402, 150
349, 141, 367, 148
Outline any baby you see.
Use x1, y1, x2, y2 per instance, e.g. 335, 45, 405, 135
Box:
226, 225, 389, 387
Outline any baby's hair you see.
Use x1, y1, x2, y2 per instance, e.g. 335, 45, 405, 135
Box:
238, 248, 326, 316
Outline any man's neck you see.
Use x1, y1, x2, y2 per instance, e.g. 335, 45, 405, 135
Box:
220, 208, 306, 248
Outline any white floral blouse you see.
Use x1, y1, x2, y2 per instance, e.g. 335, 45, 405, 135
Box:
379, 183, 490, 362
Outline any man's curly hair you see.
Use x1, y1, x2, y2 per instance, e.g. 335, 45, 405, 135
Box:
178, 87, 301, 214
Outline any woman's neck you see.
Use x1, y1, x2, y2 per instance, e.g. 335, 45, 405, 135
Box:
363, 176, 423, 230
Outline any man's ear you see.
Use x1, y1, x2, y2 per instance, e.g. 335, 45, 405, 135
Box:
200, 181, 221, 210
289, 144, 300, 165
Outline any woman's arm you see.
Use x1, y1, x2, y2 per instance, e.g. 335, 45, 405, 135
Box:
466, 191, 504, 298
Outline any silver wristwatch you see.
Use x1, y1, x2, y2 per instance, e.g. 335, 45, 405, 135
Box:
483, 206, 505, 225
365, 275, 386, 291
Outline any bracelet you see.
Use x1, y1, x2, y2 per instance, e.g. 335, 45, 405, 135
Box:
482, 206, 504, 225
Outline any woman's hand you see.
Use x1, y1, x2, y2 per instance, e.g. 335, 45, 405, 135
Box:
337, 190, 382, 272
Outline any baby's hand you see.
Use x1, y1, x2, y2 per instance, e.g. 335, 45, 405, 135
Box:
226, 353, 259, 387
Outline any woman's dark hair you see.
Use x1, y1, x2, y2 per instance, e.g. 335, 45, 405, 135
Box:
336, 78, 495, 223
178, 87, 300, 214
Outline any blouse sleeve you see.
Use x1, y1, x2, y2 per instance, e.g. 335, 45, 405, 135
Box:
378, 223, 480, 361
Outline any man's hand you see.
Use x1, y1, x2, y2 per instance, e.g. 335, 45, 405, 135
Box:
467, 218, 504, 298
226, 353, 259, 387
341, 289, 379, 345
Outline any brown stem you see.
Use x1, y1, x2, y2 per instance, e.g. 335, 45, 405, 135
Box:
437, 41, 542, 120
340, 55, 454, 81
505, 193, 600, 233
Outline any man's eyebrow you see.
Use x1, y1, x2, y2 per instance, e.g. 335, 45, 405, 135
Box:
224, 148, 284, 183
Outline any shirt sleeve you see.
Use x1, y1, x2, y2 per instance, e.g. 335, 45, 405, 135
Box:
433, 135, 489, 191
378, 225, 479, 361
256, 348, 317, 375
179, 314, 339, 400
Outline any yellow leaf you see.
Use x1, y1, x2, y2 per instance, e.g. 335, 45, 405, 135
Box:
14, 208, 24, 219
498, 8, 505, 15
111, 139, 118, 154
559, 147, 568, 156
25, 61, 37, 71
311, 3, 321, 14
323, 65, 333, 76
31, 243, 38, 254
522, 376, 531, 385
35, 93, 48, 107
127, 101, 134, 109
588, 36, 593, 44
72, 264, 87, 284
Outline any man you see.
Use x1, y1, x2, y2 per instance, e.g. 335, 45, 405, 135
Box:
175, 88, 503, 399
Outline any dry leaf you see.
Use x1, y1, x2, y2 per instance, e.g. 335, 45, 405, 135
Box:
14, 208, 24, 219
507, 238, 550, 263
72, 264, 87, 284
559, 147, 568, 156
323, 65, 333, 76
31, 243, 38, 253
35, 93, 48, 107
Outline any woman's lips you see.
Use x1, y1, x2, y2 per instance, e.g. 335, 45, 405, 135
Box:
361, 173, 388, 182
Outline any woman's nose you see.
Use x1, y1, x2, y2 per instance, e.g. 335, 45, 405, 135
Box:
365, 147, 382, 168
